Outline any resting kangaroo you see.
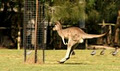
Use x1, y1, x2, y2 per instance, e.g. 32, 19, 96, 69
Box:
53, 21, 107, 64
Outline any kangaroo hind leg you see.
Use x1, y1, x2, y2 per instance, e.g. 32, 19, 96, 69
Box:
59, 40, 76, 64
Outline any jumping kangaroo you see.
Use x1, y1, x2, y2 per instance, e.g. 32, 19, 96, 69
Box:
53, 21, 108, 64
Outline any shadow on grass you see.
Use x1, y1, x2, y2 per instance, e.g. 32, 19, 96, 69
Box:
63, 62, 90, 65
47, 61, 90, 65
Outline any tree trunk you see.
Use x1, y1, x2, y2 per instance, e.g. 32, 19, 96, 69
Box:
115, 28, 119, 43
114, 10, 120, 44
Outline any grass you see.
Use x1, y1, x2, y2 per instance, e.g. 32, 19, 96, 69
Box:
0, 49, 120, 71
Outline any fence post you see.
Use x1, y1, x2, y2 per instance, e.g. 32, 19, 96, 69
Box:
34, 0, 38, 63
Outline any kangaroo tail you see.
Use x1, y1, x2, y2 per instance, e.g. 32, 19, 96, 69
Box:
82, 30, 109, 39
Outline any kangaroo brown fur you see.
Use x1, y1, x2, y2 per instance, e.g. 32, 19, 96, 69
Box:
53, 21, 107, 63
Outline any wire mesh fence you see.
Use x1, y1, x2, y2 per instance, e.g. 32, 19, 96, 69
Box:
24, 0, 45, 49
23, 0, 46, 63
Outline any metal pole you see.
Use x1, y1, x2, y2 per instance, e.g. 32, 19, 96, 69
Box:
23, 0, 27, 62
35, 0, 38, 63
43, 0, 45, 63
23, 28, 27, 62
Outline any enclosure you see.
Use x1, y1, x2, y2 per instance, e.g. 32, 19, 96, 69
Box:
23, 0, 47, 63
0, 0, 120, 70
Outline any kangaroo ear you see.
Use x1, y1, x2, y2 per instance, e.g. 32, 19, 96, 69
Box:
55, 21, 61, 25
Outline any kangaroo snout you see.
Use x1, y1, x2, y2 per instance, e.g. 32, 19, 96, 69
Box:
53, 27, 56, 31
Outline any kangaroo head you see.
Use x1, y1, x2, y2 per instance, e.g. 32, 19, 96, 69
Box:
53, 21, 62, 31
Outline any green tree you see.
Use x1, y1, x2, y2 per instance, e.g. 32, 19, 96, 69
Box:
46, 0, 85, 24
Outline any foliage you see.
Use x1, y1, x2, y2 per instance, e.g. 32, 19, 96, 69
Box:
46, 0, 85, 24
86, 0, 120, 23
45, 0, 120, 47
85, 0, 120, 34
46, 0, 120, 27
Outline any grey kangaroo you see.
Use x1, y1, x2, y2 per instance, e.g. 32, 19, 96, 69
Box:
53, 21, 107, 64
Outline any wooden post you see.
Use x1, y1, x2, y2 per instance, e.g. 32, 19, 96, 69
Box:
107, 25, 112, 44
43, 23, 46, 63
114, 10, 120, 44
34, 0, 38, 63
98, 21, 115, 45
17, 30, 21, 50
100, 20, 106, 44
23, 0, 27, 62
85, 40, 88, 48
43, 1, 46, 63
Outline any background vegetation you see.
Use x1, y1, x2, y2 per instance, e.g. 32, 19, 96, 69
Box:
46, 0, 120, 49
0, 0, 120, 49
